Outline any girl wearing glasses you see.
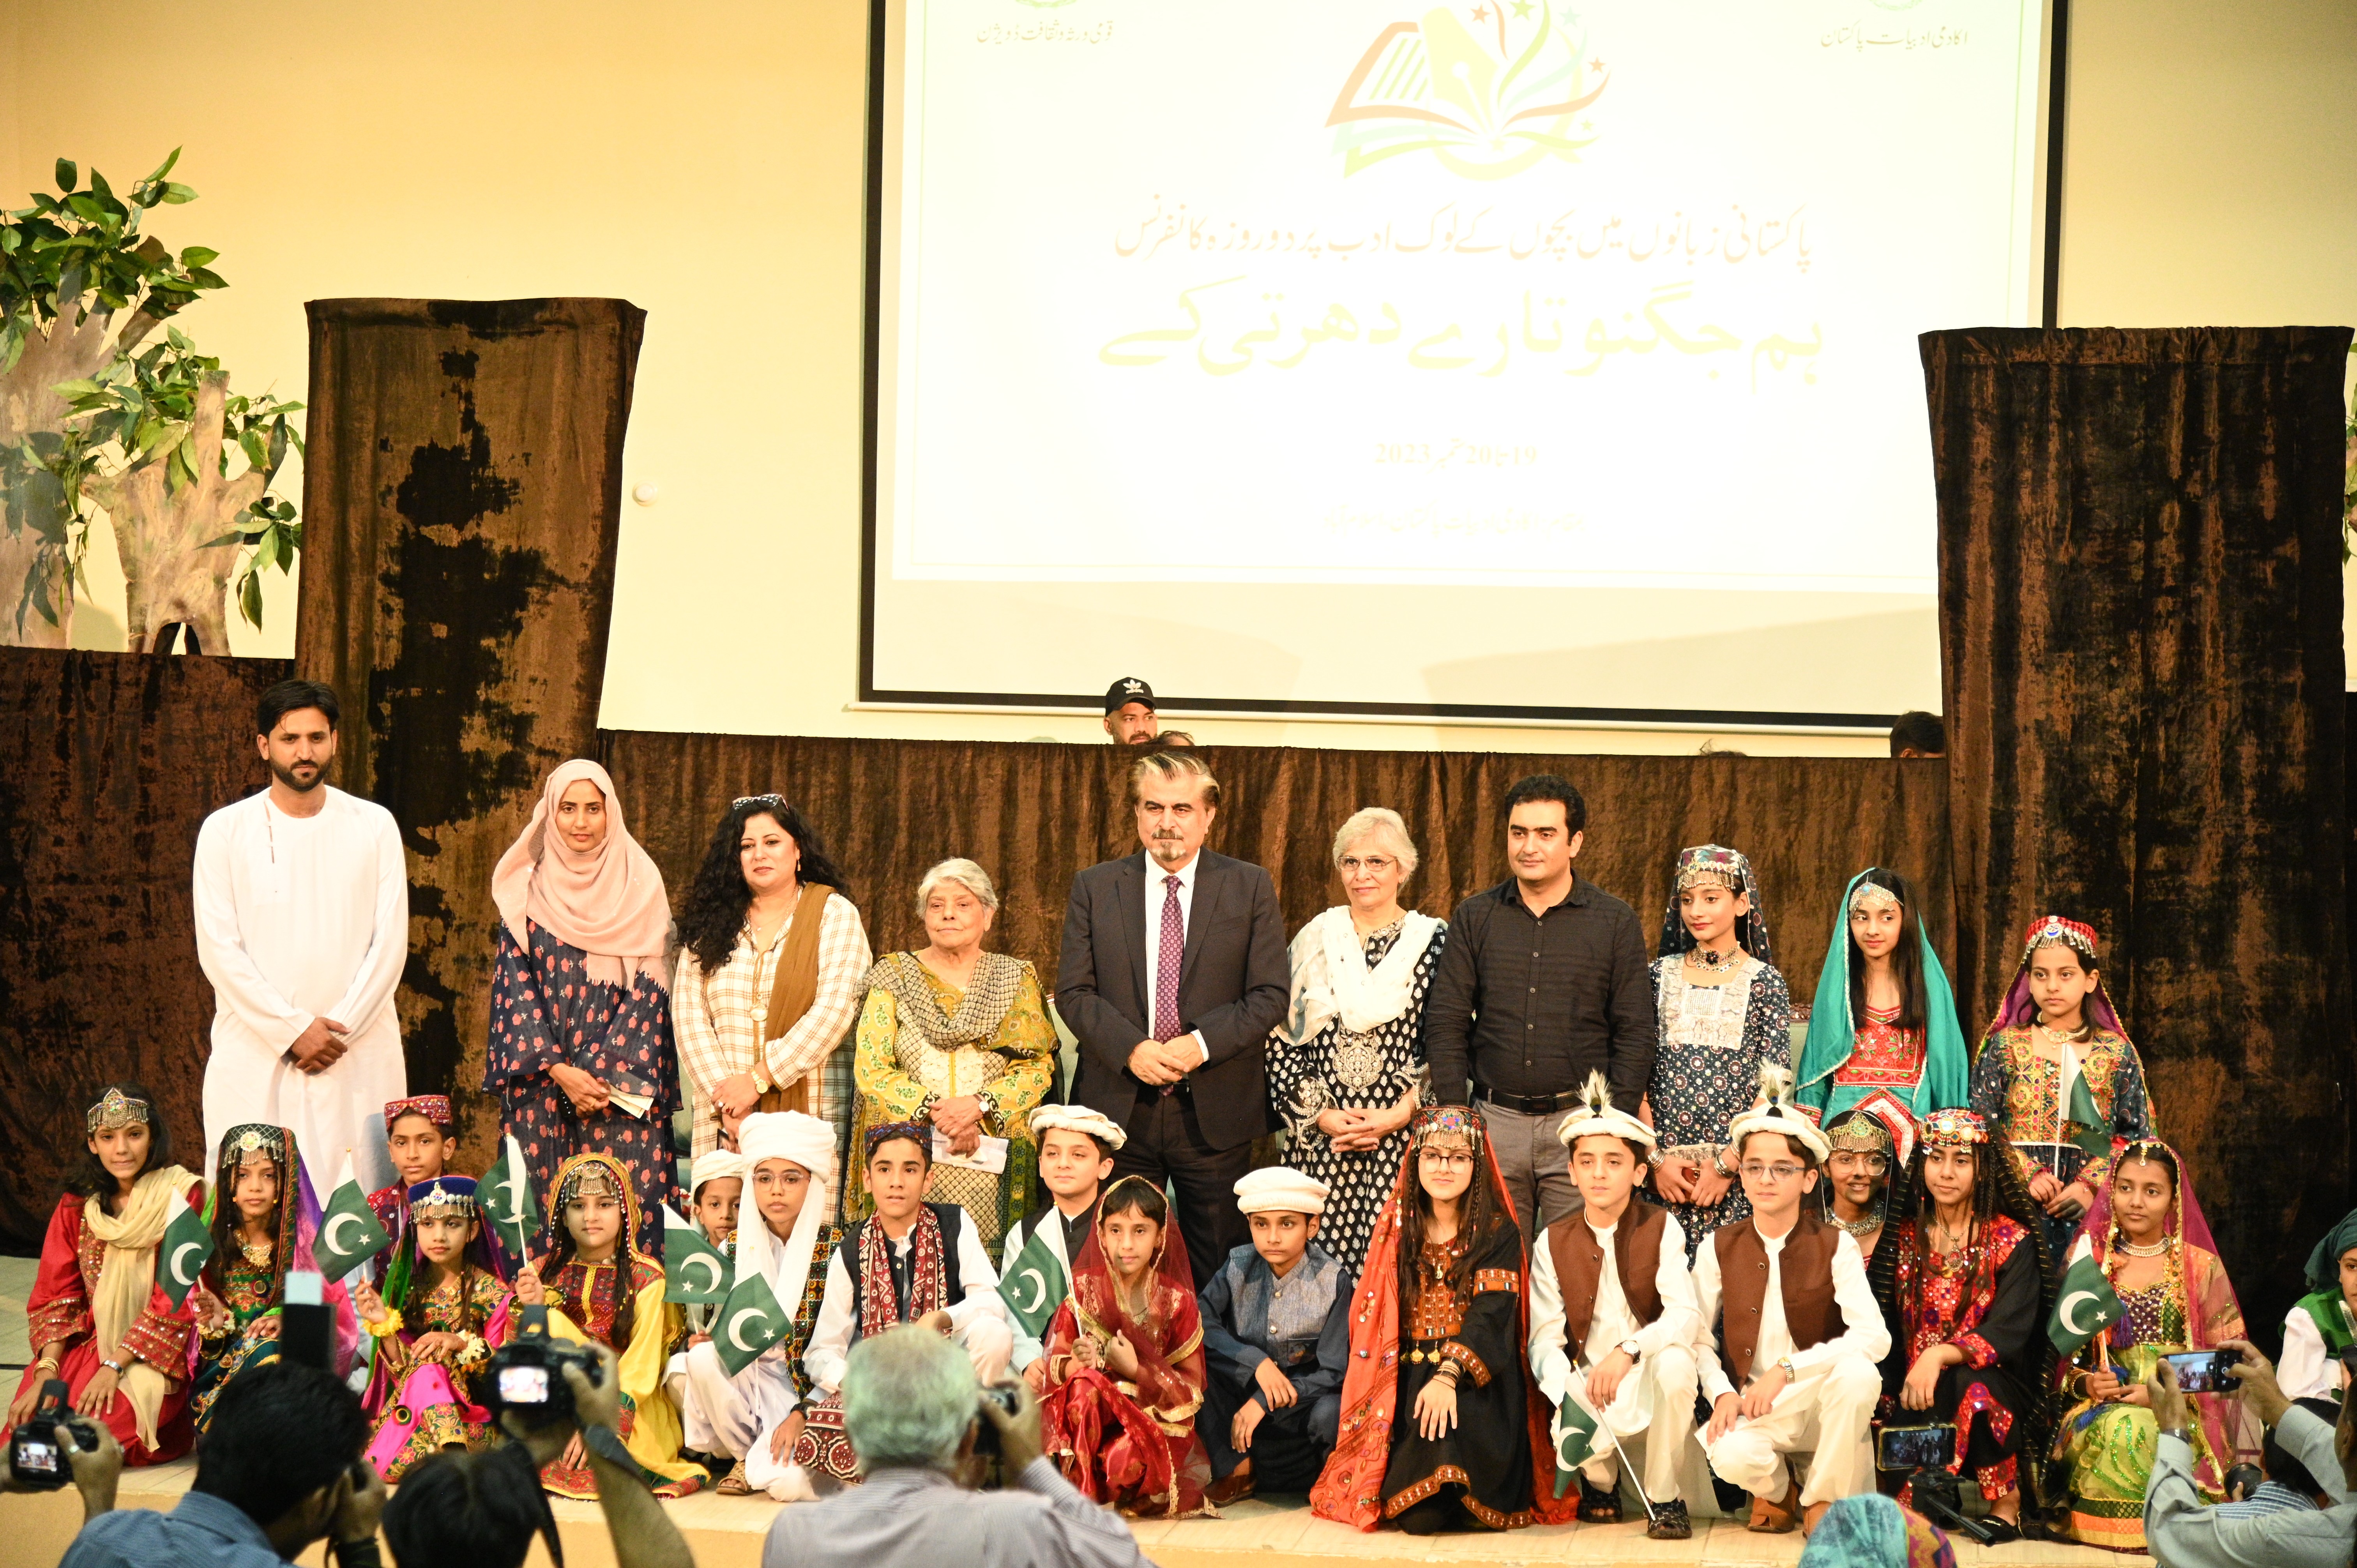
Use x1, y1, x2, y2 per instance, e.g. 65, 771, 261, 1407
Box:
1269, 809, 1447, 1275
1310, 1106, 1572, 1534
1820, 1091, 1916, 1263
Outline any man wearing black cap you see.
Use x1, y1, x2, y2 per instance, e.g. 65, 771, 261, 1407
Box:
1103, 678, 1160, 746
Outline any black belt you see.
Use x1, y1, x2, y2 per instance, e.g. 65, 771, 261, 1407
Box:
1474, 1082, 1584, 1116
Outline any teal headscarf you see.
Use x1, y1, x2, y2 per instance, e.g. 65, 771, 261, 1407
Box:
1799, 1493, 1956, 1567
1795, 869, 1970, 1123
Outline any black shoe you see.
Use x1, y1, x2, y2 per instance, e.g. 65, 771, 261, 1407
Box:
1979, 1517, 2022, 1545
1711, 1473, 1752, 1514
1645, 1498, 1692, 1540
1575, 1472, 1622, 1523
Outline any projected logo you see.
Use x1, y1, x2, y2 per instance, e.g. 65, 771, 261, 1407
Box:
1328, 5, 1608, 180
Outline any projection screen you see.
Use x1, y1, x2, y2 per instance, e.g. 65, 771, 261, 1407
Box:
865, 0, 2052, 725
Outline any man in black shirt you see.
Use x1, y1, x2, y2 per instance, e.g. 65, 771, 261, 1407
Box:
1421, 774, 1656, 1236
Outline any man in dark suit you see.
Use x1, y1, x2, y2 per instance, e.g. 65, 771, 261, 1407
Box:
1056, 750, 1288, 1287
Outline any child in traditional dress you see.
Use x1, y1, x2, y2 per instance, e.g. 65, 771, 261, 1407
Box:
1199, 1167, 1352, 1504
368, 1095, 457, 1258
796, 1122, 1012, 1490
351, 1175, 515, 1478
1529, 1073, 1701, 1539
512, 1151, 707, 1497
1696, 1067, 1889, 1534
1796, 869, 1969, 1124
1818, 1091, 1915, 1264
1310, 1107, 1570, 1534
2281, 1207, 2357, 1400
677, 1114, 843, 1501
1002, 1107, 1124, 1390
189, 1123, 355, 1431
1042, 1177, 1216, 1518
672, 1150, 745, 1351
4, 1084, 203, 1466
1970, 916, 2154, 1259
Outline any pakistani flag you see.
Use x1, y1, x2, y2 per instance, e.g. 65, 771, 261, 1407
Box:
481, 1134, 539, 1265
999, 1224, 1070, 1341
713, 1271, 791, 1376
314, 1152, 392, 1284
2061, 1047, 2111, 1159
663, 1204, 733, 1304
2050, 1235, 2126, 1354
1551, 1394, 1600, 1498
158, 1186, 214, 1308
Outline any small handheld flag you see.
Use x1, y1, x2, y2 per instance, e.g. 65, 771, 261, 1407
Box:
1000, 1223, 1071, 1342
159, 1186, 214, 1309
2050, 1235, 2126, 1354
1551, 1395, 1600, 1498
713, 1271, 790, 1376
481, 1134, 539, 1265
663, 1204, 734, 1305
314, 1152, 392, 1284
2062, 1048, 2111, 1160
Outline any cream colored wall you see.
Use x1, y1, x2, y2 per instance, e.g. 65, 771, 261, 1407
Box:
6, 0, 2351, 751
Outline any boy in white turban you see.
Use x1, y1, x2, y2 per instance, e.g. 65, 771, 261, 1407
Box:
1000, 1105, 1124, 1389
1198, 1165, 1353, 1504
1528, 1072, 1703, 1539
672, 1112, 843, 1500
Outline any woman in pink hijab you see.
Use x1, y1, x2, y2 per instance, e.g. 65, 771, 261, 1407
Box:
484, 759, 681, 1255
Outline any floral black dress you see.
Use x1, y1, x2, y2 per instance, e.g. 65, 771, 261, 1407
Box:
1269, 919, 1445, 1275
1645, 953, 1792, 1256
485, 919, 682, 1256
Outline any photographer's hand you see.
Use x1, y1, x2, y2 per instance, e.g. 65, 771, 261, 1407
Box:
567, 1343, 695, 1568
2147, 1357, 2188, 1434
981, 1378, 1045, 1475
62, 1418, 122, 1520
2221, 1338, 2291, 1429
330, 1462, 389, 1552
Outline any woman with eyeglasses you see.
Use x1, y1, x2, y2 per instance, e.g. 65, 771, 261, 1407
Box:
484, 760, 683, 1253
1310, 1105, 1573, 1534
1267, 808, 1447, 1276
673, 795, 871, 1178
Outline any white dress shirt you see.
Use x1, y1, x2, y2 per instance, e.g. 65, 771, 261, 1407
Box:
2279, 1298, 2352, 1402
1143, 853, 1208, 1063
1527, 1207, 1699, 1408
805, 1211, 1007, 1392
1691, 1218, 1889, 1405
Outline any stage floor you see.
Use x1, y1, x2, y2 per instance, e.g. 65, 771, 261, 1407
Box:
0, 1460, 2151, 1568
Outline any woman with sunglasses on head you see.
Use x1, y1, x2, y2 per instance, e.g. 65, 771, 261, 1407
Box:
673, 794, 871, 1171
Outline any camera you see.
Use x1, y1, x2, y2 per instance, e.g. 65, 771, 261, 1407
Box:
2162, 1349, 2241, 1394
971, 1383, 1022, 1456
8, 1380, 100, 1491
1875, 1423, 2000, 1545
482, 1304, 604, 1424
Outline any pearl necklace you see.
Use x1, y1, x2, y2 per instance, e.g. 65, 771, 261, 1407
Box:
2115, 1234, 2173, 1258
2038, 1021, 2090, 1046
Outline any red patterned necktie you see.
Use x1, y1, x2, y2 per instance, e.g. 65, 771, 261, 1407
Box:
1154, 874, 1184, 1092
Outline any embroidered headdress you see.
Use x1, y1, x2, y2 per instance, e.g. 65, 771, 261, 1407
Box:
555, 1159, 620, 1206
2022, 915, 2099, 964
384, 1095, 455, 1131
1410, 1104, 1483, 1150
1825, 1088, 1917, 1170
1919, 1107, 1988, 1146
223, 1123, 288, 1164
85, 1087, 150, 1134
407, 1174, 479, 1217
863, 1119, 933, 1163
1657, 843, 1773, 963
1979, 912, 2126, 1043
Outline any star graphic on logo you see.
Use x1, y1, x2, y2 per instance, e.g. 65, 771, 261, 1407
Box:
1591, 57, 1606, 71
1470, 3, 1489, 17
1511, 0, 1533, 12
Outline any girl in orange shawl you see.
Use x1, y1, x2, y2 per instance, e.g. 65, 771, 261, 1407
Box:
1039, 1176, 1214, 1519
1310, 1105, 1573, 1533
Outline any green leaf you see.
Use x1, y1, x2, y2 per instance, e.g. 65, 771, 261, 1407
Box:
145, 148, 182, 184
48, 379, 103, 397
199, 530, 244, 550
64, 194, 102, 222
185, 267, 226, 290
161, 183, 196, 205
55, 160, 76, 194
88, 170, 114, 206
165, 324, 190, 352
178, 245, 219, 268
253, 525, 281, 574
240, 567, 263, 627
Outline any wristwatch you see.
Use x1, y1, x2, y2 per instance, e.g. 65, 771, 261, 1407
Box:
1617, 1338, 1641, 1360
1775, 1356, 1795, 1377
2159, 1425, 2191, 1445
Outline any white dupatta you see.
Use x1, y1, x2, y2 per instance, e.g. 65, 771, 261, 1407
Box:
1276, 906, 1442, 1048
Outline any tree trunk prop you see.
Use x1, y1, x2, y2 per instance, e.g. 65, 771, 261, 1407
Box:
0, 292, 170, 645
82, 373, 260, 654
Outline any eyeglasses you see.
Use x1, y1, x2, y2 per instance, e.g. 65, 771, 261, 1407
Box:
733, 793, 786, 809
1739, 1162, 1808, 1182
1338, 855, 1398, 874
1829, 1153, 1890, 1174
1418, 1150, 1475, 1169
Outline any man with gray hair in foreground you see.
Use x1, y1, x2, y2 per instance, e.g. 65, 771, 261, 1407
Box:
761, 1324, 1155, 1568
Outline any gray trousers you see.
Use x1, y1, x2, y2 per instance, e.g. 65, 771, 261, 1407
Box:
1477, 1098, 1584, 1236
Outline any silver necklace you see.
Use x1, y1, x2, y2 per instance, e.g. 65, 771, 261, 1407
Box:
1828, 1211, 1880, 1238
2116, 1234, 2172, 1258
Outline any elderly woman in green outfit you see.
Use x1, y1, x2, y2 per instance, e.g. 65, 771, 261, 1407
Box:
846, 858, 1056, 1248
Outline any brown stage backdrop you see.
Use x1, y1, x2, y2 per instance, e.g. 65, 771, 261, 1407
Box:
600, 730, 1954, 1038
1927, 325, 2356, 1336
0, 650, 288, 1236
296, 298, 645, 1154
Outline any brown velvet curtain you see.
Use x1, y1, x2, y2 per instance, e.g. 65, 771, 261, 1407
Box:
0, 649, 290, 1237
1927, 326, 2354, 1333
601, 730, 1953, 1026
297, 298, 645, 1150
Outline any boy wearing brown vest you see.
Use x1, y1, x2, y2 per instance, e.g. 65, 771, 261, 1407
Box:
1694, 1067, 1891, 1534
1528, 1075, 1701, 1539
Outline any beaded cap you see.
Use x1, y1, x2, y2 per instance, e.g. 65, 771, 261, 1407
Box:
1411, 1104, 1484, 1149
1920, 1107, 1988, 1146
224, 1123, 288, 1162
2021, 915, 2100, 965
407, 1175, 480, 1216
84, 1087, 150, 1134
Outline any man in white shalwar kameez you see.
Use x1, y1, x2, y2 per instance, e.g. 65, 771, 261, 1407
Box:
673, 1112, 839, 1501
192, 680, 408, 1192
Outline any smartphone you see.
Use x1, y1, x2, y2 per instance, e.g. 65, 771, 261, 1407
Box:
2163, 1349, 2242, 1394
1875, 1423, 1957, 1471
280, 1270, 331, 1372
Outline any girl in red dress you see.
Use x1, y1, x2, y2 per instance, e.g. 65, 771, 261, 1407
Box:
5, 1083, 203, 1465
1040, 1176, 1215, 1518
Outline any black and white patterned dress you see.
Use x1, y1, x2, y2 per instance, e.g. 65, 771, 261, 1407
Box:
1268, 917, 1445, 1275
1645, 952, 1792, 1257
